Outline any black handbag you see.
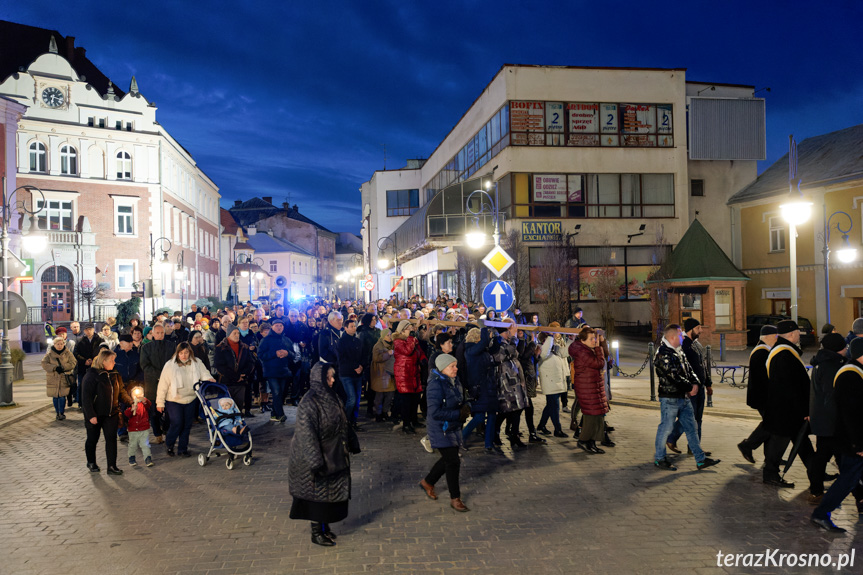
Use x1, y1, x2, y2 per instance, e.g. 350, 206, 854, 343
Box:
320, 433, 349, 475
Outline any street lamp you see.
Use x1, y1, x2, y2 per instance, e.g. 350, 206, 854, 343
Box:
245, 256, 264, 302
232, 253, 247, 306
465, 167, 501, 248
0, 177, 47, 406
780, 136, 812, 324
821, 208, 857, 324
175, 251, 186, 313
148, 233, 172, 322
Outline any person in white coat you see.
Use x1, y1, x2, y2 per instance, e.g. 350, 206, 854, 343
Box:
156, 342, 215, 457
536, 332, 569, 437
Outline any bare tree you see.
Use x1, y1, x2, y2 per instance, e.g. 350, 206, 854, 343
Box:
536, 240, 573, 324
75, 282, 110, 322
456, 248, 482, 303
648, 224, 672, 341
592, 239, 621, 337
502, 229, 530, 310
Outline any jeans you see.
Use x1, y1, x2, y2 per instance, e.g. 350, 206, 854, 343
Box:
52, 397, 66, 415
668, 384, 705, 445
813, 453, 863, 520
654, 397, 705, 463
127, 430, 152, 459
341, 375, 363, 423
462, 410, 496, 448
165, 401, 197, 453
538, 393, 563, 433
268, 377, 289, 418
85, 414, 118, 467
425, 446, 461, 499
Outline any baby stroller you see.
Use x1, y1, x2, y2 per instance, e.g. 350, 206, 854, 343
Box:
194, 381, 254, 469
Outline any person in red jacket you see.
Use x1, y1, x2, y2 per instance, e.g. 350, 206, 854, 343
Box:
393, 320, 427, 434
569, 327, 610, 454
124, 386, 153, 467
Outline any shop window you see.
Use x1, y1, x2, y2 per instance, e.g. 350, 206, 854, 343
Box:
714, 288, 734, 329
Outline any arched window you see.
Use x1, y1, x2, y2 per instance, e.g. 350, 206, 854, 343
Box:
116, 151, 132, 180
29, 141, 46, 172
60, 145, 77, 175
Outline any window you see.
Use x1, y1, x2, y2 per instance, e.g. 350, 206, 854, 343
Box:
115, 120, 122, 130
386, 189, 420, 216
59, 145, 77, 175
36, 199, 73, 231
116, 151, 132, 180
117, 205, 133, 234
769, 217, 786, 252
116, 261, 136, 291
293, 261, 297, 273
29, 142, 47, 172
87, 117, 94, 127
98, 118, 105, 128
270, 260, 277, 272
714, 288, 734, 329
690, 179, 704, 197
509, 100, 673, 148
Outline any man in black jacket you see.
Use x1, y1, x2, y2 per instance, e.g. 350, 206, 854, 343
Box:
652, 324, 720, 471
74, 323, 103, 405
139, 324, 175, 442
214, 326, 256, 412
666, 319, 710, 454
738, 325, 778, 463
337, 318, 364, 430
318, 311, 346, 403
811, 338, 863, 532
763, 320, 813, 487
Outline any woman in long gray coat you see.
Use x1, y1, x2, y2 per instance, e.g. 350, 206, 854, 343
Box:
42, 337, 77, 420
289, 362, 360, 546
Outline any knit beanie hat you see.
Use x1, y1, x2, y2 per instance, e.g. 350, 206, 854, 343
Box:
821, 333, 847, 353
435, 353, 457, 372
396, 320, 412, 334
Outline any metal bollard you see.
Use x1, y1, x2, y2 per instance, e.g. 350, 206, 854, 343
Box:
705, 345, 713, 407
648, 342, 656, 401
719, 333, 726, 362
612, 339, 620, 376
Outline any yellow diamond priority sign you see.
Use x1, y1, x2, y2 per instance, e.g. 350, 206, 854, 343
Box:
482, 245, 514, 278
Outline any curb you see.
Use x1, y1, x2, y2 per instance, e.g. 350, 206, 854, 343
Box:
0, 402, 55, 430
610, 398, 761, 421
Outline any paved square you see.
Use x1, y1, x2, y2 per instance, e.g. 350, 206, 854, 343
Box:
1, 398, 859, 574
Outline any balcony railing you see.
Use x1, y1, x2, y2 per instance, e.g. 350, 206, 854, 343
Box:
46, 230, 79, 244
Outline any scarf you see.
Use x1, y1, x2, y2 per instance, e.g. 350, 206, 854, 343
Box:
228, 337, 241, 359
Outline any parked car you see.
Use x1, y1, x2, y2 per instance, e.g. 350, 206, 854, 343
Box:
746, 314, 817, 348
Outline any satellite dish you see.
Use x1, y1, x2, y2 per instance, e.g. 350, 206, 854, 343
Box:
274, 275, 288, 288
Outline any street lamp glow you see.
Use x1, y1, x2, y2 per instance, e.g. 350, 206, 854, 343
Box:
837, 247, 857, 263
780, 200, 812, 226
21, 232, 46, 253
466, 231, 486, 249
255, 272, 263, 279
174, 268, 184, 280
352, 266, 363, 276
611, 340, 619, 349
378, 258, 389, 269
240, 270, 249, 278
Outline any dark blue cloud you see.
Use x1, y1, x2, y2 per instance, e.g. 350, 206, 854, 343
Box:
5, 0, 862, 231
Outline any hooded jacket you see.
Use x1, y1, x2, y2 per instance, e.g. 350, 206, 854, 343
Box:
288, 362, 353, 503
426, 367, 464, 449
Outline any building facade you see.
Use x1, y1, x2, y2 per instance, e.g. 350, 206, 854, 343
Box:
0, 22, 220, 321
361, 65, 764, 324
729, 124, 863, 331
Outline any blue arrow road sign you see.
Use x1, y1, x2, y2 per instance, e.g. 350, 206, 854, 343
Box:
482, 280, 514, 312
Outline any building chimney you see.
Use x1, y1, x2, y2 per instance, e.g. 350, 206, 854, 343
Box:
248, 225, 256, 236
66, 36, 76, 62
293, 204, 299, 212
234, 200, 242, 207
282, 202, 290, 210
76, 46, 87, 61
262, 196, 273, 205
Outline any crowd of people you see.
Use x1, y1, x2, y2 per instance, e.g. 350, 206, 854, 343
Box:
40, 295, 863, 540
41, 298, 613, 544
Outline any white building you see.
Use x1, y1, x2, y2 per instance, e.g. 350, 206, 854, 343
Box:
361, 65, 765, 322
0, 21, 220, 322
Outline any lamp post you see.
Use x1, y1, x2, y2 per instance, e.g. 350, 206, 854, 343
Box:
779, 136, 812, 324
377, 235, 398, 296
243, 257, 264, 302
0, 177, 47, 406
148, 233, 172, 321
232, 253, 247, 306
821, 207, 857, 324
175, 251, 186, 313
465, 168, 501, 248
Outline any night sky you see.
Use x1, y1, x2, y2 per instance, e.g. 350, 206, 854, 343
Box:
3, 0, 862, 232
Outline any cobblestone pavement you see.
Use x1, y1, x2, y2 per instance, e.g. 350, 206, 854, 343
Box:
2, 399, 861, 575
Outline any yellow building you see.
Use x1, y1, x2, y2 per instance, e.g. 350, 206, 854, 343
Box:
728, 125, 863, 334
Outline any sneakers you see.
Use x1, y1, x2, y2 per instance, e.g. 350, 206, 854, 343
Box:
129, 456, 137, 467
270, 415, 281, 422
562, 406, 571, 413
145, 456, 154, 467
696, 457, 721, 470
420, 435, 433, 453
655, 458, 677, 471
278, 415, 287, 423
737, 442, 755, 463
